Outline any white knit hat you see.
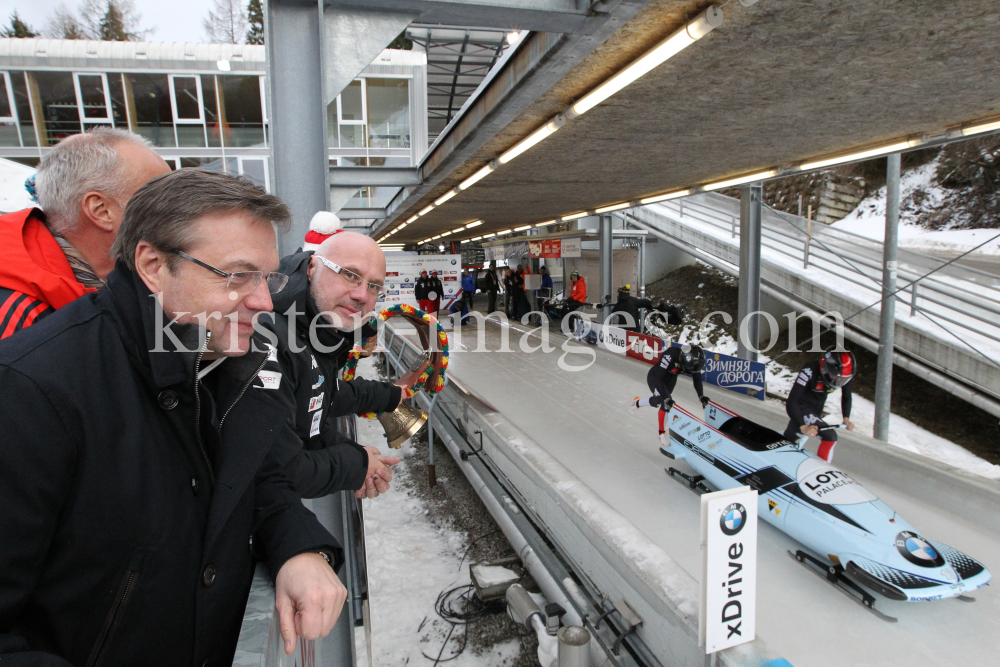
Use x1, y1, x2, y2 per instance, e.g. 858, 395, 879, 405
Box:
303, 211, 343, 251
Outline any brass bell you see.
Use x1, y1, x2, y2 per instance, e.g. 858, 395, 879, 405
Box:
377, 402, 428, 449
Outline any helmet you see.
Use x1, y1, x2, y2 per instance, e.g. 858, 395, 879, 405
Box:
821, 347, 855, 388
678, 343, 705, 373
570, 271, 580, 279
618, 284, 631, 295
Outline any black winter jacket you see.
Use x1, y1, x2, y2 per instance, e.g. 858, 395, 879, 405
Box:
0, 263, 339, 667
786, 359, 853, 425
610, 294, 654, 330
261, 252, 401, 498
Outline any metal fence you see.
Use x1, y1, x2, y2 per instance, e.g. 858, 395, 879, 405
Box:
640, 192, 1000, 349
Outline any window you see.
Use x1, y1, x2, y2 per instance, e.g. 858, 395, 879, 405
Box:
239, 158, 268, 190
10, 72, 37, 147
0, 72, 20, 147
366, 78, 409, 149
73, 73, 113, 134
106, 74, 129, 128
217, 75, 265, 148
201, 75, 221, 148
337, 79, 366, 148
127, 73, 175, 147
29, 71, 81, 145
170, 75, 207, 148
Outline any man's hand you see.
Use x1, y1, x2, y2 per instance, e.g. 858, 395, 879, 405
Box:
354, 446, 401, 499
800, 424, 819, 437
275, 553, 347, 655
700, 396, 711, 409
844, 418, 855, 431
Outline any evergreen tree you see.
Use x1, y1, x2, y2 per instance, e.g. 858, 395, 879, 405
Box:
2, 11, 40, 38
246, 0, 264, 45
79, 0, 148, 41
46, 5, 87, 40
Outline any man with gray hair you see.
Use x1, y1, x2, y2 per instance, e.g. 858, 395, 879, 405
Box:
0, 127, 169, 339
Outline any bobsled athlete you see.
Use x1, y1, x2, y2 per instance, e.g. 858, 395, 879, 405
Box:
630, 343, 708, 444
783, 347, 856, 462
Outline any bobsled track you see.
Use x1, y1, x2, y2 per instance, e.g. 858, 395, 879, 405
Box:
405, 318, 1000, 667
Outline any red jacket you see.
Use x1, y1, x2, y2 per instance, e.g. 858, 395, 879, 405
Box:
0, 208, 95, 339
570, 276, 587, 302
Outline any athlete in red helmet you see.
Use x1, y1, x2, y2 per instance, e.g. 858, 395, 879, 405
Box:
783, 347, 856, 462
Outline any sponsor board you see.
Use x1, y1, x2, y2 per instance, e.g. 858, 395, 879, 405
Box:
571, 318, 626, 355
700, 486, 757, 654
379, 255, 462, 311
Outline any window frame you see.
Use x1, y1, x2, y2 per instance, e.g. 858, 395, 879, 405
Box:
168, 74, 208, 147
72, 72, 113, 125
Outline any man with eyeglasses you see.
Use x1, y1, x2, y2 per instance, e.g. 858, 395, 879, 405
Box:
0, 170, 347, 665
259, 230, 408, 501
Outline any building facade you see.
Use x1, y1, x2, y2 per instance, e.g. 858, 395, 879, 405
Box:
0, 38, 427, 212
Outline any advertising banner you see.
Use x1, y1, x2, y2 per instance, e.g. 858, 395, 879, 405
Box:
560, 237, 581, 258
700, 486, 758, 654
571, 317, 626, 355
528, 239, 564, 258
379, 254, 462, 310
620, 334, 766, 400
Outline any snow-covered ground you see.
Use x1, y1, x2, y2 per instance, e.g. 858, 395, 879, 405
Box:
353, 358, 521, 667
0, 157, 36, 214
648, 321, 1000, 481
833, 160, 1000, 255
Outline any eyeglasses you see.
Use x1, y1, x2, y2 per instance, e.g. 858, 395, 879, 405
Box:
173, 250, 289, 294
314, 255, 385, 298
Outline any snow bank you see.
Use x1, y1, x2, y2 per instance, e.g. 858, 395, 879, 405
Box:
354, 358, 522, 667
833, 160, 1000, 255
0, 157, 36, 214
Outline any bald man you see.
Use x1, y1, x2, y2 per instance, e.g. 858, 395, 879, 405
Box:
258, 231, 405, 500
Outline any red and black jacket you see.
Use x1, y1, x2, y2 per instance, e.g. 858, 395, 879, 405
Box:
0, 208, 96, 339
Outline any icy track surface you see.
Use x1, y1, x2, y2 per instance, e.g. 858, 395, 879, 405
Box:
352, 359, 521, 667
436, 321, 1000, 667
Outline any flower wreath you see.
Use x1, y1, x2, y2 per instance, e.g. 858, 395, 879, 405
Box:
342, 304, 449, 419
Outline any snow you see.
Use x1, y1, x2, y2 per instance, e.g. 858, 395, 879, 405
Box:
0, 158, 36, 214
645, 321, 1000, 480
833, 160, 1000, 255
353, 358, 522, 667
471, 564, 519, 588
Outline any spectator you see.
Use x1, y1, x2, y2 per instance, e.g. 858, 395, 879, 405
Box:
261, 231, 410, 499
461, 268, 476, 310
513, 265, 530, 319
415, 270, 431, 313
540, 266, 553, 296
0, 128, 169, 339
568, 271, 587, 309
609, 284, 654, 331
503, 267, 515, 317
427, 270, 444, 316
484, 261, 500, 313
0, 170, 346, 665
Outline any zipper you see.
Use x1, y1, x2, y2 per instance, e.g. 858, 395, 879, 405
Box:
218, 353, 269, 431
193, 344, 215, 483
87, 570, 139, 667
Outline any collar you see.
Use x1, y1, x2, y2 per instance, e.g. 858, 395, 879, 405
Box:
51, 229, 104, 290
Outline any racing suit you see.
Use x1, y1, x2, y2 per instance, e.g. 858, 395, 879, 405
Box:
641, 345, 705, 433
783, 359, 853, 462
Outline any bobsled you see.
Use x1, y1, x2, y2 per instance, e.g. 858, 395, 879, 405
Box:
661, 400, 990, 619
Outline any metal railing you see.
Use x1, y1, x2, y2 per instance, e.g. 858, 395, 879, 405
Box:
635, 192, 1000, 349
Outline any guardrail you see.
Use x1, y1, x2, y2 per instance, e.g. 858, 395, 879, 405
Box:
641, 192, 1000, 347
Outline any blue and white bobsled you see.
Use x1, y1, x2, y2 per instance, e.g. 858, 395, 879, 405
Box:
662, 400, 991, 611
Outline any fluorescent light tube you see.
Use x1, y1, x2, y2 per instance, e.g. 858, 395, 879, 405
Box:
962, 118, 1000, 136
465, 220, 483, 228
800, 141, 915, 171
421, 238, 433, 243
499, 115, 566, 164
570, 7, 723, 117
471, 236, 483, 241
434, 190, 458, 206
561, 212, 588, 221
452, 226, 466, 234
640, 189, 691, 205
595, 202, 629, 213
703, 170, 776, 191
514, 225, 531, 231
497, 229, 513, 235
459, 162, 497, 190
407, 215, 419, 223
535, 220, 559, 227
419, 205, 435, 216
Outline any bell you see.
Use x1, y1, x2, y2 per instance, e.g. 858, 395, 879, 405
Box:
377, 402, 428, 449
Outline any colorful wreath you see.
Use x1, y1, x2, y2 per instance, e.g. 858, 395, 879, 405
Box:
342, 304, 449, 419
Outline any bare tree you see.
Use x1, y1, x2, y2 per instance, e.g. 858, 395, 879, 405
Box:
45, 4, 86, 39
204, 0, 248, 44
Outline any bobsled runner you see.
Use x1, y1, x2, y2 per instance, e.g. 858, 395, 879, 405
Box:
661, 400, 991, 619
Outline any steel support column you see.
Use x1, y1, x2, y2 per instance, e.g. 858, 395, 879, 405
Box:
266, 0, 329, 253
600, 214, 612, 323
737, 183, 763, 360
874, 154, 901, 441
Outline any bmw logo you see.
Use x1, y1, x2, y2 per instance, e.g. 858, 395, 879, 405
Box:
598, 332, 605, 342
720, 503, 747, 536
895, 531, 945, 568
451, 259, 457, 265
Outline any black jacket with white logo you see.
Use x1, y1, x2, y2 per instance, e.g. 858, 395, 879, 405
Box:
0, 263, 339, 667
259, 252, 401, 498
785, 359, 853, 426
